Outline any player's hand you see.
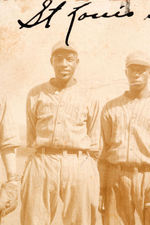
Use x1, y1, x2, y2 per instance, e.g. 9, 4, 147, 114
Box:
0, 181, 19, 217
98, 194, 105, 213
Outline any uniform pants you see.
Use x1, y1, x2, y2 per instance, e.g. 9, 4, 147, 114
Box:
103, 164, 150, 225
20, 151, 101, 225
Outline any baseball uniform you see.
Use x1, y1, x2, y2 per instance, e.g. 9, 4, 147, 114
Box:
20, 80, 102, 225
100, 89, 150, 225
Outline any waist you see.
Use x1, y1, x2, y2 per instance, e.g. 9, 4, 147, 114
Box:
36, 147, 100, 159
104, 161, 150, 173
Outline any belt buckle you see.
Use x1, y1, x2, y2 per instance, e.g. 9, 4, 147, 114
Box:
133, 166, 138, 173
78, 151, 82, 157
63, 150, 68, 157
62, 150, 82, 157
62, 150, 85, 157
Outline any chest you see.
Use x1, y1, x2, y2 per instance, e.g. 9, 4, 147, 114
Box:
36, 92, 88, 122
110, 100, 150, 131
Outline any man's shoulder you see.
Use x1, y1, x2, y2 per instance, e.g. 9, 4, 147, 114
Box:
104, 94, 125, 110
28, 81, 50, 97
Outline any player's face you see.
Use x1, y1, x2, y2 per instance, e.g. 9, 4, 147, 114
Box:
51, 50, 79, 84
126, 64, 150, 90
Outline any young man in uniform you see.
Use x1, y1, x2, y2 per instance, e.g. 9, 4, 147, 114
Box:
21, 42, 101, 225
0, 96, 20, 219
100, 51, 150, 225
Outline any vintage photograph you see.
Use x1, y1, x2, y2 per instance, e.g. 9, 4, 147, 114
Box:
1, 0, 150, 224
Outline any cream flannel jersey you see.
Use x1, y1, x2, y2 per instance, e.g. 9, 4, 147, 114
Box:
26, 80, 101, 152
101, 92, 150, 165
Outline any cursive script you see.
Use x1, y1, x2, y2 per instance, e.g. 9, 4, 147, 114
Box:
18, 0, 134, 45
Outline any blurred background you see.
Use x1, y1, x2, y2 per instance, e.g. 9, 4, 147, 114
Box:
0, 0, 150, 224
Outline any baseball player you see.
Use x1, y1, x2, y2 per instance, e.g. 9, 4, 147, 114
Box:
0, 95, 20, 220
20, 41, 102, 225
100, 51, 150, 225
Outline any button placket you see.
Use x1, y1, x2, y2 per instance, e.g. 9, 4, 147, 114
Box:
127, 101, 136, 158
52, 91, 65, 145
129, 100, 140, 154
51, 90, 64, 144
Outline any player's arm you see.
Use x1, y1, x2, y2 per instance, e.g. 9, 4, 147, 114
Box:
87, 96, 101, 156
26, 92, 37, 147
0, 98, 20, 181
0, 97, 20, 216
100, 103, 112, 152
87, 95, 106, 213
99, 104, 112, 210
1, 150, 17, 183
0, 149, 19, 217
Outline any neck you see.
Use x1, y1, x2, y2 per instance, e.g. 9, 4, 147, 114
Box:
128, 85, 149, 99
50, 77, 76, 90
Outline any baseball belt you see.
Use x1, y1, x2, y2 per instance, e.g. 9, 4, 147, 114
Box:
105, 162, 150, 173
36, 147, 99, 159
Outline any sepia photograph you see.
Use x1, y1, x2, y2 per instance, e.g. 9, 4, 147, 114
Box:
1, 0, 150, 224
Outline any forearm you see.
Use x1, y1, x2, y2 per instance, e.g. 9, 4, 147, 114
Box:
1, 149, 16, 181
0, 149, 20, 217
